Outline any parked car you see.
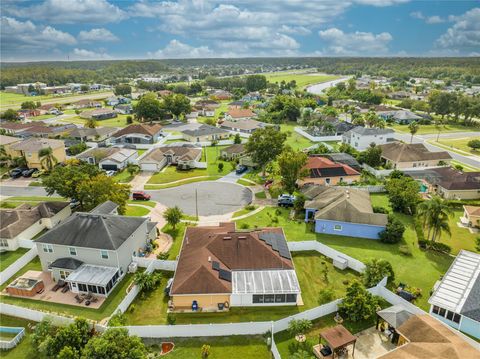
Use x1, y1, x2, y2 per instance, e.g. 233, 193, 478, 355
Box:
70, 199, 80, 209
32, 170, 46, 178
22, 168, 38, 178
278, 194, 296, 207
10, 168, 27, 178
235, 165, 248, 175
105, 170, 116, 177
132, 191, 151, 201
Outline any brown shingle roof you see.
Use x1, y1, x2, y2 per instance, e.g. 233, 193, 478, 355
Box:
0, 135, 21, 146
140, 146, 202, 163
380, 142, 451, 163
222, 144, 245, 155
9, 137, 64, 152
226, 108, 256, 118
113, 124, 162, 137
220, 119, 265, 131
428, 167, 480, 190
464, 205, 480, 216
171, 223, 294, 295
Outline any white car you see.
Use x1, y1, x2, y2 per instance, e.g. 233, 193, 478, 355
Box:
105, 170, 116, 177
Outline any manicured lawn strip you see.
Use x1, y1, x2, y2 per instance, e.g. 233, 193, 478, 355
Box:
125, 205, 150, 217
437, 210, 478, 254
5, 196, 66, 202
137, 149, 147, 156
65, 114, 138, 128
390, 123, 477, 134
145, 176, 219, 189
0, 314, 43, 359
232, 205, 258, 218
435, 137, 478, 154
235, 199, 453, 311
113, 169, 135, 183
0, 201, 43, 208
236, 178, 256, 186
162, 223, 187, 260
450, 160, 480, 172
0, 248, 29, 271
264, 72, 339, 89
281, 122, 314, 151
0, 257, 135, 321
147, 335, 271, 359
127, 200, 157, 208
125, 252, 358, 325
255, 191, 267, 199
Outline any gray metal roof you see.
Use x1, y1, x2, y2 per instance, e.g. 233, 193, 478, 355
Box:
232, 270, 300, 294
182, 124, 228, 137
90, 201, 118, 215
66, 264, 118, 286
49, 257, 84, 270
347, 126, 394, 136
377, 305, 414, 328
36, 212, 147, 250
428, 250, 480, 317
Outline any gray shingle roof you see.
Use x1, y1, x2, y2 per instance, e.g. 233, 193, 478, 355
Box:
36, 211, 147, 250
182, 124, 228, 137
49, 257, 84, 270
90, 201, 119, 215
347, 126, 394, 136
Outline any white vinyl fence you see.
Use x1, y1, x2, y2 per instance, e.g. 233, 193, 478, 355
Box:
0, 303, 75, 326
294, 127, 342, 142
0, 248, 38, 286
288, 241, 366, 273
0, 327, 25, 350
17, 239, 35, 249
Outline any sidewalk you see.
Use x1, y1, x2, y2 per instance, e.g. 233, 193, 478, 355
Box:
130, 171, 154, 191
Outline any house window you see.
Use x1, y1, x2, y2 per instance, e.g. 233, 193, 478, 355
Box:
252, 295, 264, 304
446, 311, 454, 321
0, 239, 8, 247
42, 244, 53, 253
325, 178, 331, 185
432, 306, 440, 315
453, 313, 461, 324
334, 224, 342, 231
59, 270, 70, 280
78, 283, 87, 292
275, 294, 286, 303
69, 247, 77, 256
286, 294, 297, 303
264, 294, 275, 303
100, 250, 109, 259
438, 307, 446, 317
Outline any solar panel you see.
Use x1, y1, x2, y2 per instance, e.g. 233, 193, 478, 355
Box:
219, 269, 232, 282
212, 261, 220, 271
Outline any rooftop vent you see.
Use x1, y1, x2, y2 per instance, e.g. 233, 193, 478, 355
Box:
223, 236, 232, 240
208, 256, 212, 262
238, 236, 247, 240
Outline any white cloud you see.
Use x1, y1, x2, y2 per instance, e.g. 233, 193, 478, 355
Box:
280, 25, 311, 35
410, 11, 445, 24
4, 0, 127, 24
148, 40, 214, 59
435, 8, 480, 52
79, 28, 118, 42
354, 0, 410, 6
70, 48, 111, 59
1, 16, 76, 53
318, 27, 392, 55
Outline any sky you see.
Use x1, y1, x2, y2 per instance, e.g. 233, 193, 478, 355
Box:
1, 0, 479, 62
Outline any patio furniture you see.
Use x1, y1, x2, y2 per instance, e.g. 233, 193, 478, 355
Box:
91, 296, 98, 303
51, 280, 66, 292
313, 343, 333, 359
74, 294, 84, 303
85, 300, 91, 306
61, 285, 69, 293
319, 325, 357, 359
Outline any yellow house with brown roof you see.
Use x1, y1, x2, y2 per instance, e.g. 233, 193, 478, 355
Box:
462, 205, 480, 228
8, 138, 66, 169
0, 135, 22, 160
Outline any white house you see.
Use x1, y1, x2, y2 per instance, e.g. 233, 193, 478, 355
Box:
342, 126, 395, 151
428, 250, 480, 339
139, 145, 202, 172
0, 202, 71, 251
77, 147, 138, 171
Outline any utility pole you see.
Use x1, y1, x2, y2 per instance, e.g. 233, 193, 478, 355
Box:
195, 188, 199, 220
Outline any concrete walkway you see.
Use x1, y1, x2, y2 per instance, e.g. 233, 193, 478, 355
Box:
130, 171, 154, 191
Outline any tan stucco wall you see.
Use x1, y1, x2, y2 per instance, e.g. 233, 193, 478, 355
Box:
22, 146, 66, 169
182, 133, 229, 143
438, 188, 480, 200
466, 213, 480, 227
172, 294, 231, 309
387, 159, 451, 169
302, 174, 360, 186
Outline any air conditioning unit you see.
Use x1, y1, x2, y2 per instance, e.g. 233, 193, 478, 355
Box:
128, 262, 138, 273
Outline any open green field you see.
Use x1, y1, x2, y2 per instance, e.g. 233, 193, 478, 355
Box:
263, 72, 339, 89
124, 251, 359, 325
0, 315, 42, 359
450, 160, 480, 172
390, 122, 477, 135
147, 336, 271, 359
280, 122, 314, 151
65, 113, 138, 128
147, 146, 231, 184
430, 137, 479, 156
438, 210, 478, 254
0, 248, 29, 271
0, 256, 136, 321
236, 195, 454, 311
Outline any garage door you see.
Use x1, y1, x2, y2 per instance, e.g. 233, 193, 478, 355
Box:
141, 163, 159, 172
101, 164, 118, 171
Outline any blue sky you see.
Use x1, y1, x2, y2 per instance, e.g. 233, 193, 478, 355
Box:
1, 0, 479, 62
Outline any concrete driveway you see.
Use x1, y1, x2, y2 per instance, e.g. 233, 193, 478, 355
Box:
146, 181, 252, 216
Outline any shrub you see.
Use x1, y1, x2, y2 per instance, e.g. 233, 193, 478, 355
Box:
167, 314, 176, 325
239, 223, 250, 229
156, 252, 169, 260
418, 240, 451, 253
287, 319, 312, 337
108, 311, 127, 326
372, 206, 389, 214
338, 281, 379, 322
318, 288, 335, 304
129, 304, 136, 313
218, 162, 224, 172
363, 259, 395, 287
476, 237, 480, 252
399, 245, 412, 256
126, 115, 133, 124
379, 216, 405, 244
245, 204, 256, 211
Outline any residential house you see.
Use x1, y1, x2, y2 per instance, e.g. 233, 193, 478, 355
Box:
69, 127, 117, 144
17, 124, 76, 139
185, 112, 199, 121
428, 250, 480, 339
461, 206, 480, 229
37, 104, 59, 115
228, 100, 249, 109
0, 202, 71, 251
80, 108, 117, 120
35, 202, 157, 296
224, 109, 257, 121
194, 100, 219, 117
302, 185, 388, 239
300, 156, 361, 186
106, 96, 120, 106
8, 138, 66, 169
242, 92, 262, 101
220, 144, 246, 161
0, 135, 21, 160
112, 124, 163, 145
378, 110, 423, 125
139, 145, 202, 172
211, 90, 232, 100
379, 142, 452, 169
181, 124, 229, 143
388, 91, 411, 100
158, 90, 173, 97
307, 118, 355, 136
169, 222, 301, 310
77, 147, 137, 171
43, 86, 70, 95
342, 127, 395, 151
323, 153, 361, 172
114, 104, 133, 115
220, 119, 269, 134
72, 100, 102, 109
17, 109, 41, 119
378, 314, 479, 358
0, 122, 42, 136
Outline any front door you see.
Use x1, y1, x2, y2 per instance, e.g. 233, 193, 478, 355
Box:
70, 282, 79, 293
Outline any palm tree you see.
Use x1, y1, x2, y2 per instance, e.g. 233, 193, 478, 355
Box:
408, 121, 419, 143
38, 147, 58, 172
85, 118, 97, 129
417, 196, 453, 243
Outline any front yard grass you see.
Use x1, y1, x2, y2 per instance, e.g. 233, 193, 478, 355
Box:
0, 248, 29, 271
146, 335, 271, 359
255, 191, 267, 199
236, 178, 255, 186
429, 137, 479, 156
0, 314, 42, 359
3, 196, 65, 202
437, 210, 478, 254
232, 205, 258, 218
113, 169, 135, 183
390, 122, 477, 135
0, 256, 135, 321
145, 177, 219, 189
125, 205, 150, 217
235, 196, 454, 311
124, 252, 359, 325
281, 122, 314, 151
127, 200, 157, 208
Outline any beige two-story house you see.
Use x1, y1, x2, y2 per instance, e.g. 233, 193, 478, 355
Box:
8, 138, 66, 169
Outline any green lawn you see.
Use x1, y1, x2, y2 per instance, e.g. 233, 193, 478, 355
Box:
232, 205, 258, 218
429, 137, 479, 155
255, 191, 267, 199
125, 205, 150, 217
66, 114, 138, 128
437, 210, 478, 254
162, 222, 187, 260
236, 197, 454, 311
264, 72, 339, 89
127, 200, 157, 208
236, 178, 255, 186
137, 149, 147, 156
390, 123, 477, 135
3, 196, 65, 202
124, 251, 358, 325
0, 315, 43, 359
147, 336, 271, 359
0, 257, 136, 321
113, 169, 135, 183
281, 122, 314, 151
145, 177, 219, 189
0, 248, 29, 271
450, 160, 480, 172
147, 146, 230, 184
